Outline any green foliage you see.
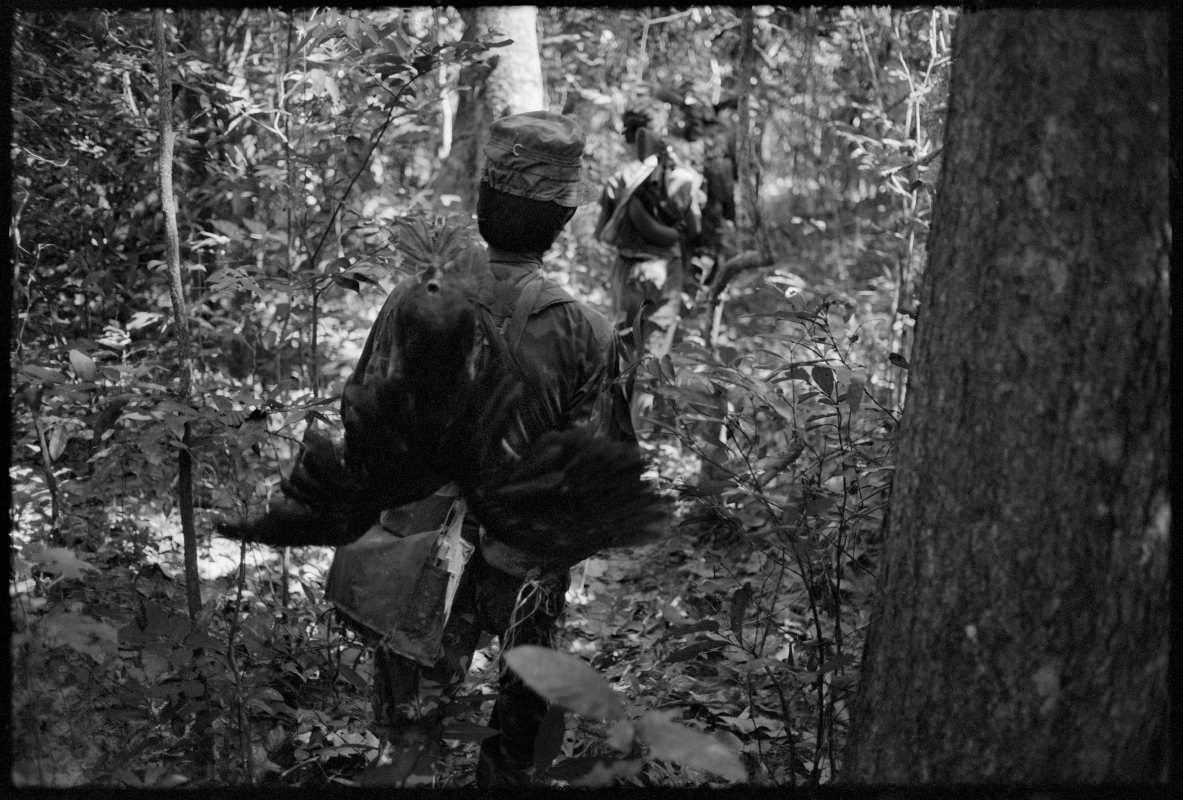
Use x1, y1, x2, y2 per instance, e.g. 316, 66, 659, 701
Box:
530, 16, 952, 781
11, 6, 955, 788
10, 8, 504, 542
505, 645, 747, 785
12, 529, 390, 785
631, 282, 899, 783
9, 8, 510, 787
542, 7, 951, 389
505, 645, 629, 722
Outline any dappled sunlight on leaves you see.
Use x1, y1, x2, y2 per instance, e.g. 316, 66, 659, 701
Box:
6, 3, 956, 785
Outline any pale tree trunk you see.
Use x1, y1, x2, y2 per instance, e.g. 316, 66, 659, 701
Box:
706, 7, 771, 348
154, 10, 203, 621
434, 6, 545, 211
731, 6, 766, 263
841, 9, 1169, 782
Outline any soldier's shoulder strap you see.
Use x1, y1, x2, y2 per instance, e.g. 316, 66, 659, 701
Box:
474, 268, 583, 399
503, 272, 580, 351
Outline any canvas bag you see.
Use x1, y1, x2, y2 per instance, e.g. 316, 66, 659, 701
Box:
325, 487, 472, 667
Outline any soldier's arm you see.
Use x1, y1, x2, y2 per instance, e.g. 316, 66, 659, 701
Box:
626, 193, 681, 249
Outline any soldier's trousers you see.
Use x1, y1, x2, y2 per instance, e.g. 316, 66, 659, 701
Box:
612, 254, 681, 360
373, 548, 569, 787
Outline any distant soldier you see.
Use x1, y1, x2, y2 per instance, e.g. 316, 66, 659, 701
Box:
656, 86, 739, 281
595, 97, 703, 371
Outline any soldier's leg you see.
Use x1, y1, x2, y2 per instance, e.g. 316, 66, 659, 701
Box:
369, 537, 483, 785
624, 261, 673, 433
473, 566, 570, 787
370, 646, 439, 785
373, 646, 421, 726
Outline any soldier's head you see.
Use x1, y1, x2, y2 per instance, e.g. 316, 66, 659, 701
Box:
623, 96, 672, 166
623, 97, 660, 145
477, 111, 598, 255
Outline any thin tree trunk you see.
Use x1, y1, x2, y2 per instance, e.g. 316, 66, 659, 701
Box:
707, 8, 771, 348
732, 7, 767, 263
842, 10, 1169, 782
154, 10, 202, 620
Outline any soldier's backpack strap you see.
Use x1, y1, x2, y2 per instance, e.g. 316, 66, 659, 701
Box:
503, 273, 546, 352
481, 270, 577, 381
503, 271, 579, 351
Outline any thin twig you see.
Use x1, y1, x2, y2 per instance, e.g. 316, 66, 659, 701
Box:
879, 146, 944, 178
226, 539, 254, 783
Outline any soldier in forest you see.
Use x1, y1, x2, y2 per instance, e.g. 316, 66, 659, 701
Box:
650, 84, 741, 289
338, 111, 638, 786
595, 97, 704, 432
595, 97, 704, 366
675, 94, 739, 273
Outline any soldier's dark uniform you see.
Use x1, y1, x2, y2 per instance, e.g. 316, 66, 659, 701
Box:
338, 111, 635, 786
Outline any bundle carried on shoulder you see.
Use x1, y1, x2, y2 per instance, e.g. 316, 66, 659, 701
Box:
216, 213, 669, 659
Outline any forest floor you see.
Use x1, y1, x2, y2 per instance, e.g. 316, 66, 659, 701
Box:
12, 439, 821, 788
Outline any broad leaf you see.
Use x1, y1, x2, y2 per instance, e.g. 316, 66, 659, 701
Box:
661, 639, 728, 665
729, 583, 752, 636
503, 646, 626, 721
332, 275, 361, 293
811, 366, 835, 397
23, 365, 68, 384
69, 349, 98, 382
442, 721, 499, 743
47, 424, 67, 462
635, 709, 746, 782
42, 611, 119, 664
29, 547, 99, 581
570, 757, 643, 787
604, 719, 635, 751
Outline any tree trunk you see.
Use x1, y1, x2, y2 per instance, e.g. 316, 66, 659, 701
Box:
842, 10, 1169, 783
732, 7, 767, 263
154, 10, 202, 620
434, 6, 544, 211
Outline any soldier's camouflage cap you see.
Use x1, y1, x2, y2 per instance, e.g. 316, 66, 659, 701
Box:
481, 111, 599, 207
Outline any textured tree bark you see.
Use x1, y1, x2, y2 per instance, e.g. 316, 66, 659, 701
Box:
434, 6, 545, 211
842, 10, 1169, 782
